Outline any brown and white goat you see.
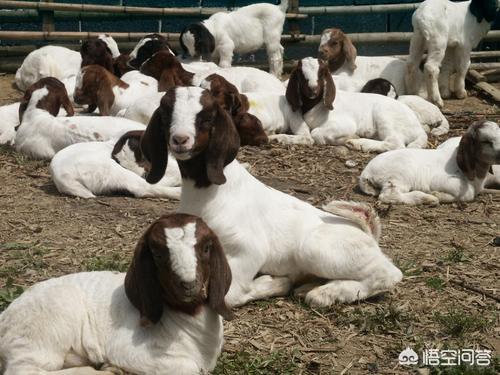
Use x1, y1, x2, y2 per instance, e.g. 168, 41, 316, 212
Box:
0, 213, 233, 374
80, 38, 114, 74
74, 64, 157, 116
140, 86, 403, 308
318, 27, 408, 94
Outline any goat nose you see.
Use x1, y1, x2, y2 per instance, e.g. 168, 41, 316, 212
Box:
180, 281, 194, 290
173, 134, 189, 146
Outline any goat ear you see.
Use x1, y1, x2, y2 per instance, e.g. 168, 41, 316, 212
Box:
323, 68, 336, 110
124, 227, 164, 326
342, 35, 357, 72
158, 70, 176, 92
208, 236, 234, 321
141, 108, 169, 184
286, 63, 303, 113
60, 92, 75, 117
456, 129, 476, 181
206, 105, 240, 185
96, 82, 114, 116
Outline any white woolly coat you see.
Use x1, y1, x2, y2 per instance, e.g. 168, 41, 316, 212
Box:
0, 271, 223, 375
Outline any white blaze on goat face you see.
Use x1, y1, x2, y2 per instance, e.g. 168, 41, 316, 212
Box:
129, 38, 151, 60
319, 32, 331, 47
169, 87, 204, 159
98, 34, 120, 58
28, 87, 49, 110
75, 69, 84, 91
164, 222, 198, 283
301, 57, 320, 91
182, 31, 197, 57
480, 122, 500, 157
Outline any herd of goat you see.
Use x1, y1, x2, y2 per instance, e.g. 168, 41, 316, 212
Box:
0, 0, 499, 374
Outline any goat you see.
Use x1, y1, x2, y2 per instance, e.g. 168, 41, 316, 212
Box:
15, 85, 145, 160
280, 58, 427, 152
73, 65, 158, 116
0, 214, 233, 374
0, 77, 74, 145
359, 120, 500, 204
405, 0, 498, 107
121, 73, 268, 146
140, 50, 284, 93
50, 130, 181, 199
179, 1, 288, 77
128, 33, 176, 69
80, 38, 114, 73
140, 86, 403, 308
318, 28, 411, 94
15, 46, 82, 91
361, 78, 450, 136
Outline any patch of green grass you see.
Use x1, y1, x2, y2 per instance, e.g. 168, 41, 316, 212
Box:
394, 259, 423, 277
426, 276, 445, 290
434, 310, 490, 337
445, 242, 469, 263
84, 254, 129, 272
1, 242, 33, 250
0, 277, 24, 312
340, 303, 413, 334
213, 350, 299, 375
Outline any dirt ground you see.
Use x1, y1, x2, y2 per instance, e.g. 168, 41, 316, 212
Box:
0, 73, 499, 374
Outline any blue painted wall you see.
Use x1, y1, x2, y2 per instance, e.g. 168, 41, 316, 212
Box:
1, 1, 499, 59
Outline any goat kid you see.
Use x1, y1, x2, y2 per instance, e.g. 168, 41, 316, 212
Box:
281, 58, 427, 152
361, 78, 450, 136
80, 35, 121, 74
140, 86, 403, 308
0, 214, 233, 375
50, 130, 181, 199
405, 0, 498, 107
16, 85, 145, 160
74, 65, 158, 116
180, 1, 288, 77
128, 33, 176, 69
359, 120, 500, 204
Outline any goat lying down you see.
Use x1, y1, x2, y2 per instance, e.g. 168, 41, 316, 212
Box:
360, 78, 450, 136
0, 77, 75, 146
140, 50, 285, 93
50, 130, 181, 199
0, 214, 233, 375
141, 86, 403, 308
276, 58, 427, 152
359, 121, 500, 204
74, 65, 158, 116
15, 84, 145, 160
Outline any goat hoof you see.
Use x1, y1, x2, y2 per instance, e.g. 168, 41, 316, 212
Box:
455, 89, 467, 99
100, 364, 125, 375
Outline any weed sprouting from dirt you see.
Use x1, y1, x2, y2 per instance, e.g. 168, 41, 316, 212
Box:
434, 310, 491, 337
0, 277, 24, 312
213, 350, 299, 375
426, 276, 445, 290
84, 254, 129, 272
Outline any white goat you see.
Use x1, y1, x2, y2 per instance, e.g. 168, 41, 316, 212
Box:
405, 0, 498, 107
0, 214, 233, 375
360, 77, 450, 136
50, 130, 181, 199
15, 86, 145, 160
140, 86, 403, 308
279, 58, 428, 152
179, 1, 288, 77
359, 120, 500, 204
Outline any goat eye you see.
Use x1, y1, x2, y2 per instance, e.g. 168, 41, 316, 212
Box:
203, 243, 212, 254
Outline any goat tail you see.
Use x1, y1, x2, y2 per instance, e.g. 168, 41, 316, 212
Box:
322, 200, 381, 242
278, 0, 289, 13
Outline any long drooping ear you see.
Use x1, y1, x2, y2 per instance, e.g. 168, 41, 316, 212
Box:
96, 81, 114, 116
286, 62, 303, 113
456, 129, 476, 181
206, 105, 240, 185
60, 91, 75, 116
141, 108, 169, 184
342, 35, 357, 72
158, 70, 177, 92
124, 228, 164, 326
208, 235, 234, 321
323, 68, 336, 110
